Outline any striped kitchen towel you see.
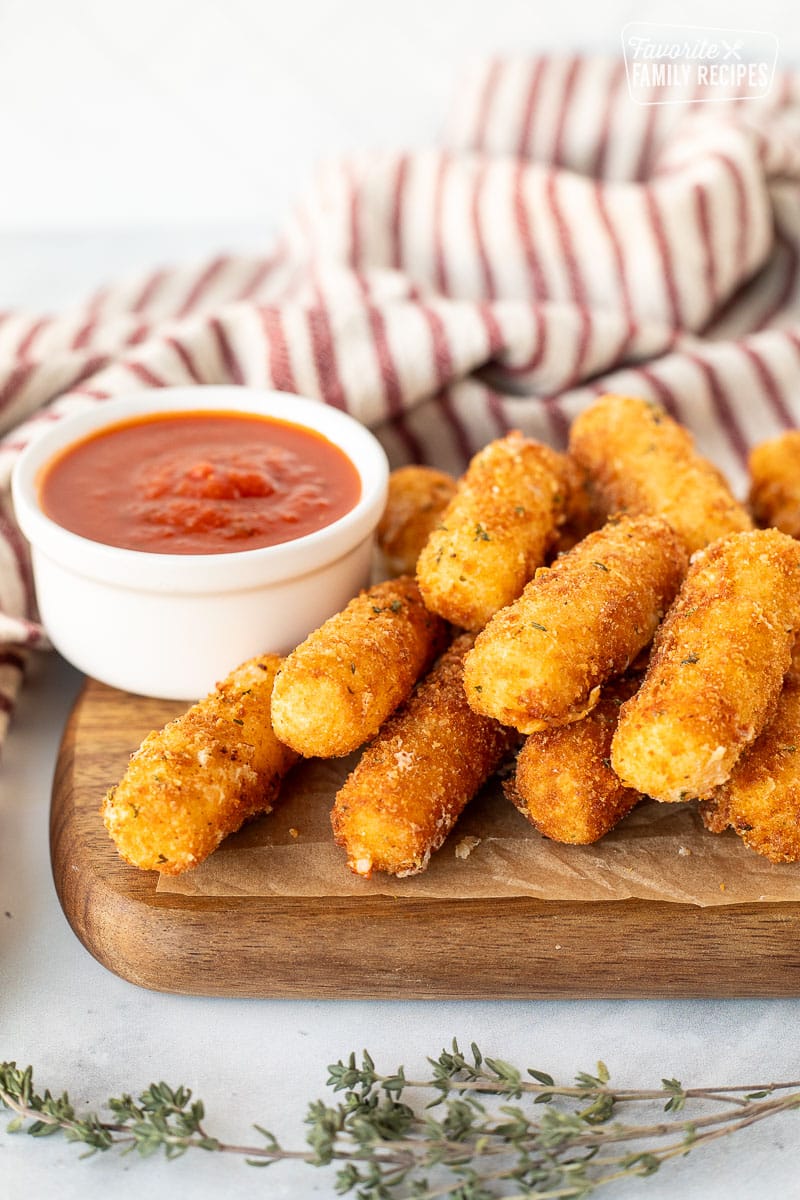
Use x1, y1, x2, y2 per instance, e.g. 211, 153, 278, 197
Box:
0, 54, 799, 736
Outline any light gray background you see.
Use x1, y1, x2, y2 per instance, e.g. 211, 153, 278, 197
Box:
2, 2, 800, 1198
0, 0, 797, 298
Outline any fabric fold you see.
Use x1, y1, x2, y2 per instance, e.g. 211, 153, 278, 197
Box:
0, 53, 798, 736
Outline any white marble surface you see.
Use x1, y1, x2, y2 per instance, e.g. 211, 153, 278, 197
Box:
3, 651, 800, 1200
3, 9, 800, 1175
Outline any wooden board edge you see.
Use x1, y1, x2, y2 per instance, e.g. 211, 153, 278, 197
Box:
50, 685, 800, 999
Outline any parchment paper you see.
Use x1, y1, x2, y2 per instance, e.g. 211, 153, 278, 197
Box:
157, 755, 800, 907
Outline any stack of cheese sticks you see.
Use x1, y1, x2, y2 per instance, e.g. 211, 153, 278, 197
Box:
102, 395, 800, 879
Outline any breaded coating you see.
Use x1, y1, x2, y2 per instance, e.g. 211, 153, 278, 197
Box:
416, 431, 568, 630
377, 465, 458, 576
569, 394, 752, 554
611, 529, 800, 803
506, 675, 642, 844
102, 655, 297, 874
551, 456, 606, 556
270, 576, 447, 758
700, 677, 800, 862
331, 633, 518, 877
463, 515, 687, 733
749, 431, 800, 538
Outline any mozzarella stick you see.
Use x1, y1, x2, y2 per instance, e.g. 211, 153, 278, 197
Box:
270, 576, 447, 758
551, 456, 605, 556
569, 394, 752, 554
464, 515, 687, 733
612, 529, 800, 803
700, 677, 800, 862
416, 431, 568, 630
102, 655, 297, 874
749, 431, 800, 538
505, 675, 642, 844
331, 633, 518, 877
377, 465, 458, 576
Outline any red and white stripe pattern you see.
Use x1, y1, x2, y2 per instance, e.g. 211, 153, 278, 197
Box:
0, 53, 798, 734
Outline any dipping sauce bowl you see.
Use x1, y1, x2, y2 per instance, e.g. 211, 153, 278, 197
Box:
12, 387, 389, 699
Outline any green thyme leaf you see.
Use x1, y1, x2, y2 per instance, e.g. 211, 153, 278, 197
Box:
2, 1050, 799, 1197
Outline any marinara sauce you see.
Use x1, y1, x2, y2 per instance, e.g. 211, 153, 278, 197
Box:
39, 410, 362, 554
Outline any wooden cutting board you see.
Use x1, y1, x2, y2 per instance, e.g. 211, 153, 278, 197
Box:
51, 677, 800, 999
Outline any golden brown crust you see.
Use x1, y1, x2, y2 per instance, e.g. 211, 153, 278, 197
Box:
569, 394, 752, 554
102, 655, 297, 874
612, 529, 800, 803
507, 675, 642, 844
416, 431, 568, 630
377, 466, 458, 576
748, 431, 800, 538
463, 515, 687, 733
331, 633, 518, 877
270, 576, 448, 758
700, 679, 800, 862
551, 456, 606, 556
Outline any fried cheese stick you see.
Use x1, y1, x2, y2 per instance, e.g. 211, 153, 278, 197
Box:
377, 465, 458, 576
464, 515, 687, 733
331, 633, 518, 877
270, 576, 447, 758
749, 430, 800, 538
505, 675, 642, 844
569, 394, 752, 554
611, 529, 800, 803
551, 457, 606, 556
700, 676, 800, 862
102, 654, 297, 874
416, 431, 568, 630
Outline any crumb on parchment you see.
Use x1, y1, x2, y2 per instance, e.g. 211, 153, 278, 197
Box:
455, 836, 482, 860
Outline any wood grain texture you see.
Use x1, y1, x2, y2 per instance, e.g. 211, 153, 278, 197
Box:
51, 678, 800, 998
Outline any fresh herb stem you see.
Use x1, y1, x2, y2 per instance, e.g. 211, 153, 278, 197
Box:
2, 1044, 799, 1197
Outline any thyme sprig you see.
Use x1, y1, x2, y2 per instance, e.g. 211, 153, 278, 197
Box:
3, 1042, 799, 1197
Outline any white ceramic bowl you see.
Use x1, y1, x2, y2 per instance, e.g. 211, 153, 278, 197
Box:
12, 387, 389, 699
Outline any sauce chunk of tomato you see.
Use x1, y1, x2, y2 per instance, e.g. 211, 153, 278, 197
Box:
39, 410, 362, 555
